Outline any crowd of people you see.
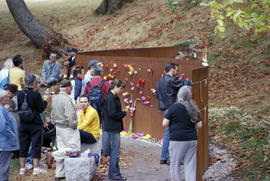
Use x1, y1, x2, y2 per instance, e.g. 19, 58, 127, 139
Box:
0, 50, 202, 181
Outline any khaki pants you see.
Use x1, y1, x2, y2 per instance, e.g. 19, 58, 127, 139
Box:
52, 125, 81, 177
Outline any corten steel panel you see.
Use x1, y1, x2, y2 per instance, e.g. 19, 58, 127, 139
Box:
79, 46, 190, 58
192, 67, 209, 181
77, 54, 203, 139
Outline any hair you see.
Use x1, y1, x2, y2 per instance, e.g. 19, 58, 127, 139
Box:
73, 67, 82, 76
110, 79, 126, 90
25, 74, 36, 87
4, 84, 18, 94
4, 58, 13, 69
12, 55, 23, 67
50, 51, 57, 57
0, 89, 8, 100
79, 95, 89, 102
6, 99, 16, 111
165, 63, 178, 73
93, 66, 103, 76
50, 85, 60, 94
177, 86, 201, 123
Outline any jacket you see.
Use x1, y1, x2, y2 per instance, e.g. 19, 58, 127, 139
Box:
67, 56, 76, 67
74, 76, 82, 101
17, 88, 47, 125
51, 92, 77, 129
84, 77, 110, 99
0, 105, 20, 151
156, 74, 192, 110
78, 105, 100, 140
42, 60, 61, 82
103, 92, 126, 132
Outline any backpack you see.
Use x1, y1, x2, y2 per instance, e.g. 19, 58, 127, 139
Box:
18, 91, 35, 123
87, 80, 105, 117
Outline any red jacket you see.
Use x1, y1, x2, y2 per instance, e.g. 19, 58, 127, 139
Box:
84, 77, 110, 99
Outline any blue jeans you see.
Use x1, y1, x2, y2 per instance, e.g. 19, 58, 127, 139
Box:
79, 130, 96, 144
102, 131, 122, 179
161, 109, 170, 160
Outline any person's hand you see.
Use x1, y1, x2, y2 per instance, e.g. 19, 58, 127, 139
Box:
63, 61, 69, 66
196, 121, 202, 129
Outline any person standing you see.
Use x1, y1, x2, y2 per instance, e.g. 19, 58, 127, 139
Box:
78, 95, 100, 144
84, 66, 110, 121
84, 60, 101, 83
9, 55, 25, 91
163, 86, 202, 181
17, 74, 48, 175
0, 58, 13, 89
156, 63, 192, 165
103, 79, 127, 181
41, 51, 61, 87
51, 80, 80, 181
0, 89, 20, 181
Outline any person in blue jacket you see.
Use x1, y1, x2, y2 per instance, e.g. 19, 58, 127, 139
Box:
0, 89, 20, 181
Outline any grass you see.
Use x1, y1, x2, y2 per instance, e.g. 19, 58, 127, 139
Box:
209, 107, 270, 180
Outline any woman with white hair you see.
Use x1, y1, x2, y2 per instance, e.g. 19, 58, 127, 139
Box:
163, 86, 202, 181
0, 58, 14, 89
17, 74, 49, 175
0, 89, 20, 181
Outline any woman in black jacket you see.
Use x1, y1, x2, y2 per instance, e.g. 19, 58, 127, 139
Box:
17, 74, 49, 175
102, 79, 127, 181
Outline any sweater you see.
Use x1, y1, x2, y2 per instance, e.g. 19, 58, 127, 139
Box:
78, 105, 100, 140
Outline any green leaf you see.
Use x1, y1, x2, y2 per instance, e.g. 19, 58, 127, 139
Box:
217, 25, 225, 32
217, 19, 224, 26
233, 9, 243, 22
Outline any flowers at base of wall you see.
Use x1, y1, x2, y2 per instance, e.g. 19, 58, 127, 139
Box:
120, 130, 161, 144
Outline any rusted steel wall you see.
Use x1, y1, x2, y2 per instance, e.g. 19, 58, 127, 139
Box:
192, 67, 209, 181
79, 46, 185, 58
77, 47, 208, 180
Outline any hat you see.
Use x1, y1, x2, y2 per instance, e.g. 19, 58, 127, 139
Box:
88, 60, 100, 69
59, 80, 72, 88
67, 48, 78, 53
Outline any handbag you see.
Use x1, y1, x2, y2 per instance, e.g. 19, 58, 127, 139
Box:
18, 92, 35, 123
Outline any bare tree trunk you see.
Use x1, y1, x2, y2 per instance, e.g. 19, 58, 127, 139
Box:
6, 0, 67, 49
94, 0, 133, 15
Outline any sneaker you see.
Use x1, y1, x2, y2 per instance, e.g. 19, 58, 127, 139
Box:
33, 168, 47, 175
63, 74, 68, 79
19, 168, 26, 175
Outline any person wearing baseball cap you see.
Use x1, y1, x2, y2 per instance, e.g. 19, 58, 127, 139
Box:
62, 48, 78, 79
83, 60, 101, 83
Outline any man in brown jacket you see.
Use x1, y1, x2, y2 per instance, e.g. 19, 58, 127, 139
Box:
51, 80, 80, 181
